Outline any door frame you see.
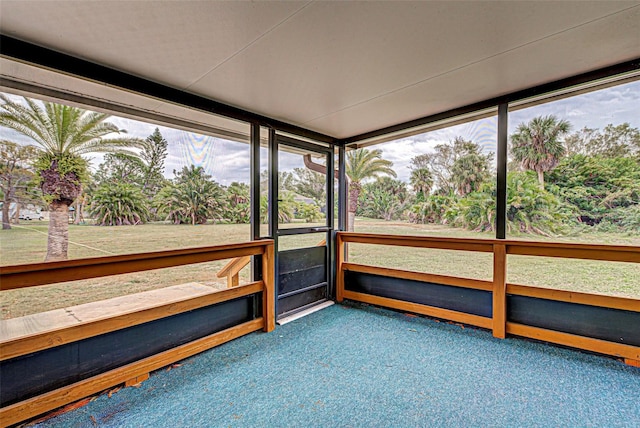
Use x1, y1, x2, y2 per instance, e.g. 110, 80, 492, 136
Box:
269, 133, 335, 318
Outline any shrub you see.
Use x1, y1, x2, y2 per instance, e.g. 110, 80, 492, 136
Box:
409, 195, 456, 224
295, 202, 323, 223
595, 205, 640, 233
449, 190, 494, 232
547, 154, 640, 225
89, 183, 150, 226
358, 177, 410, 221
506, 172, 575, 235
410, 172, 574, 236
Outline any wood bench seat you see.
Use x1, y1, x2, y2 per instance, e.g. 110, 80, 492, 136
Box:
0, 282, 215, 342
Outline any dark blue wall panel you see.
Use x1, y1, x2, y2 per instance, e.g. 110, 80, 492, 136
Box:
0, 296, 255, 407
344, 271, 492, 318
507, 295, 640, 347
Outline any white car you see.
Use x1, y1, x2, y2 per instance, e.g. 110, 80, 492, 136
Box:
19, 212, 44, 221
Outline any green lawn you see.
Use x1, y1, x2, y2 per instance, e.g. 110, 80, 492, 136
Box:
1, 219, 638, 319
352, 219, 640, 298
1, 222, 254, 319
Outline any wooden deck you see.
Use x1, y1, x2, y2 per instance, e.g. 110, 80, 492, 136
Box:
0, 283, 216, 342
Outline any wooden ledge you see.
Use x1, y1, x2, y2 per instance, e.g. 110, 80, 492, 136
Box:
0, 283, 215, 343
0, 281, 264, 361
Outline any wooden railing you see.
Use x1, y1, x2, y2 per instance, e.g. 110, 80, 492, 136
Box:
217, 255, 252, 287
0, 240, 275, 427
336, 232, 640, 364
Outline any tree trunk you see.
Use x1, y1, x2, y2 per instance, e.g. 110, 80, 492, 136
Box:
13, 203, 21, 224
46, 201, 70, 262
537, 169, 545, 189
347, 212, 355, 232
1, 197, 10, 230
348, 183, 360, 232
74, 194, 82, 225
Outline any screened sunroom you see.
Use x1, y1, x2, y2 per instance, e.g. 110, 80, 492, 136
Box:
0, 2, 638, 426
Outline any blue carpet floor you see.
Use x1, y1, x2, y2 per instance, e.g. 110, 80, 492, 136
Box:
34, 303, 639, 427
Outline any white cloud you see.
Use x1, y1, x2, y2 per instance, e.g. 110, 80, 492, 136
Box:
509, 80, 640, 133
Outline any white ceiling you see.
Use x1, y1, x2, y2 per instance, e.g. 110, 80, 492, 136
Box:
1, 1, 639, 140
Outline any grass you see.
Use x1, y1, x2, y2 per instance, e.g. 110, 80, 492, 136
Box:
1, 219, 638, 319
0, 222, 253, 319
351, 218, 640, 298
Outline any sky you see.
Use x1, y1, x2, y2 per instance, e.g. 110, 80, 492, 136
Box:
378, 79, 640, 182
1, 80, 638, 185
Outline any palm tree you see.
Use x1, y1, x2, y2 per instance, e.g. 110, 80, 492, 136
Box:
0, 96, 143, 261
259, 192, 296, 224
410, 167, 433, 201
451, 151, 491, 196
224, 182, 250, 224
510, 115, 571, 189
346, 148, 396, 231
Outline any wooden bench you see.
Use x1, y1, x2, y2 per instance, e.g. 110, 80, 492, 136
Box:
0, 282, 216, 344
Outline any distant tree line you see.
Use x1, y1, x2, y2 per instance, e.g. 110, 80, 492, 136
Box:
355, 116, 639, 235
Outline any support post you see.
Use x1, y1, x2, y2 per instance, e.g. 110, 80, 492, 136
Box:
268, 128, 278, 241
492, 243, 507, 338
338, 145, 348, 266
327, 147, 336, 299
268, 129, 278, 317
338, 145, 347, 232
336, 233, 345, 303
496, 103, 508, 239
262, 242, 275, 332
227, 274, 239, 288
250, 123, 263, 284
250, 123, 261, 241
